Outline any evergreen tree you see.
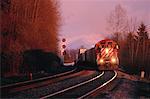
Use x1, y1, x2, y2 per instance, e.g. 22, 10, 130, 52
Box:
135, 23, 149, 73
137, 23, 149, 41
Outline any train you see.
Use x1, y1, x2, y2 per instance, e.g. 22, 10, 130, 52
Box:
77, 39, 119, 70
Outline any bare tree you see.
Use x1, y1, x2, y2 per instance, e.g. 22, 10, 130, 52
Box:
1, 0, 60, 53
106, 4, 129, 71
126, 17, 139, 66
107, 4, 128, 43
126, 17, 139, 33
1, 0, 61, 76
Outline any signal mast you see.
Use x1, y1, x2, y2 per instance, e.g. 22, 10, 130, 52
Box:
61, 38, 66, 62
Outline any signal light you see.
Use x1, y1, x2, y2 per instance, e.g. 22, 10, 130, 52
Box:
62, 45, 66, 49
62, 38, 66, 42
63, 50, 66, 55
116, 45, 119, 49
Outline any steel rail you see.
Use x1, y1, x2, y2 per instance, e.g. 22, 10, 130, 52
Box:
40, 71, 104, 99
1, 68, 76, 89
78, 70, 117, 99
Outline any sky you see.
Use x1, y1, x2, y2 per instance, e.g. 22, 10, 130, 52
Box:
59, 0, 150, 49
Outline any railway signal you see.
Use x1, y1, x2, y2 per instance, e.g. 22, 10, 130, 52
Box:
61, 38, 66, 55
62, 38, 66, 42
63, 50, 66, 55
61, 38, 67, 62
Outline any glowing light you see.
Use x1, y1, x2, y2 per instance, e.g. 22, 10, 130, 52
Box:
105, 48, 109, 54
100, 59, 104, 63
116, 45, 119, 49
111, 58, 116, 63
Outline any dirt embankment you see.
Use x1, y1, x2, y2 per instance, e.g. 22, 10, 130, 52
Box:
95, 71, 150, 98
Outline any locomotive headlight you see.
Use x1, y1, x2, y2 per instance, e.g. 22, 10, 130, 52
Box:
111, 58, 116, 63
100, 59, 104, 64
105, 48, 109, 54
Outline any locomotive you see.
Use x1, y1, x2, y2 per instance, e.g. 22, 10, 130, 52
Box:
77, 39, 119, 70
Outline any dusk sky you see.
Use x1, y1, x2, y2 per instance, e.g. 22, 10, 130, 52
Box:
59, 0, 150, 49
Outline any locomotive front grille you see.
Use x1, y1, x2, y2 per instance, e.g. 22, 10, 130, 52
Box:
104, 58, 110, 61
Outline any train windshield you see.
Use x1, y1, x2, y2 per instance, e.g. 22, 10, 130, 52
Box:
101, 42, 113, 48
100, 42, 105, 48
107, 42, 112, 48
95, 40, 118, 51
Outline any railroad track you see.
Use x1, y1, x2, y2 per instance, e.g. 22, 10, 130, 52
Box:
1, 70, 117, 98
7, 70, 100, 98
1, 69, 77, 97
40, 70, 117, 99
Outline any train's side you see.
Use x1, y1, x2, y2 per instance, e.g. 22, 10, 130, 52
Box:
77, 39, 119, 70
85, 48, 96, 65
77, 48, 97, 69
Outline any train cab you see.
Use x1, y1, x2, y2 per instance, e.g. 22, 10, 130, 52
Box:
95, 39, 119, 70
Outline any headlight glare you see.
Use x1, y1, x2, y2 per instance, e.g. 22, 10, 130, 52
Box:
111, 58, 116, 63
100, 59, 104, 63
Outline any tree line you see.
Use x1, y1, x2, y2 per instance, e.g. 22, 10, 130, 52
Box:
107, 4, 150, 78
1, 0, 60, 77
